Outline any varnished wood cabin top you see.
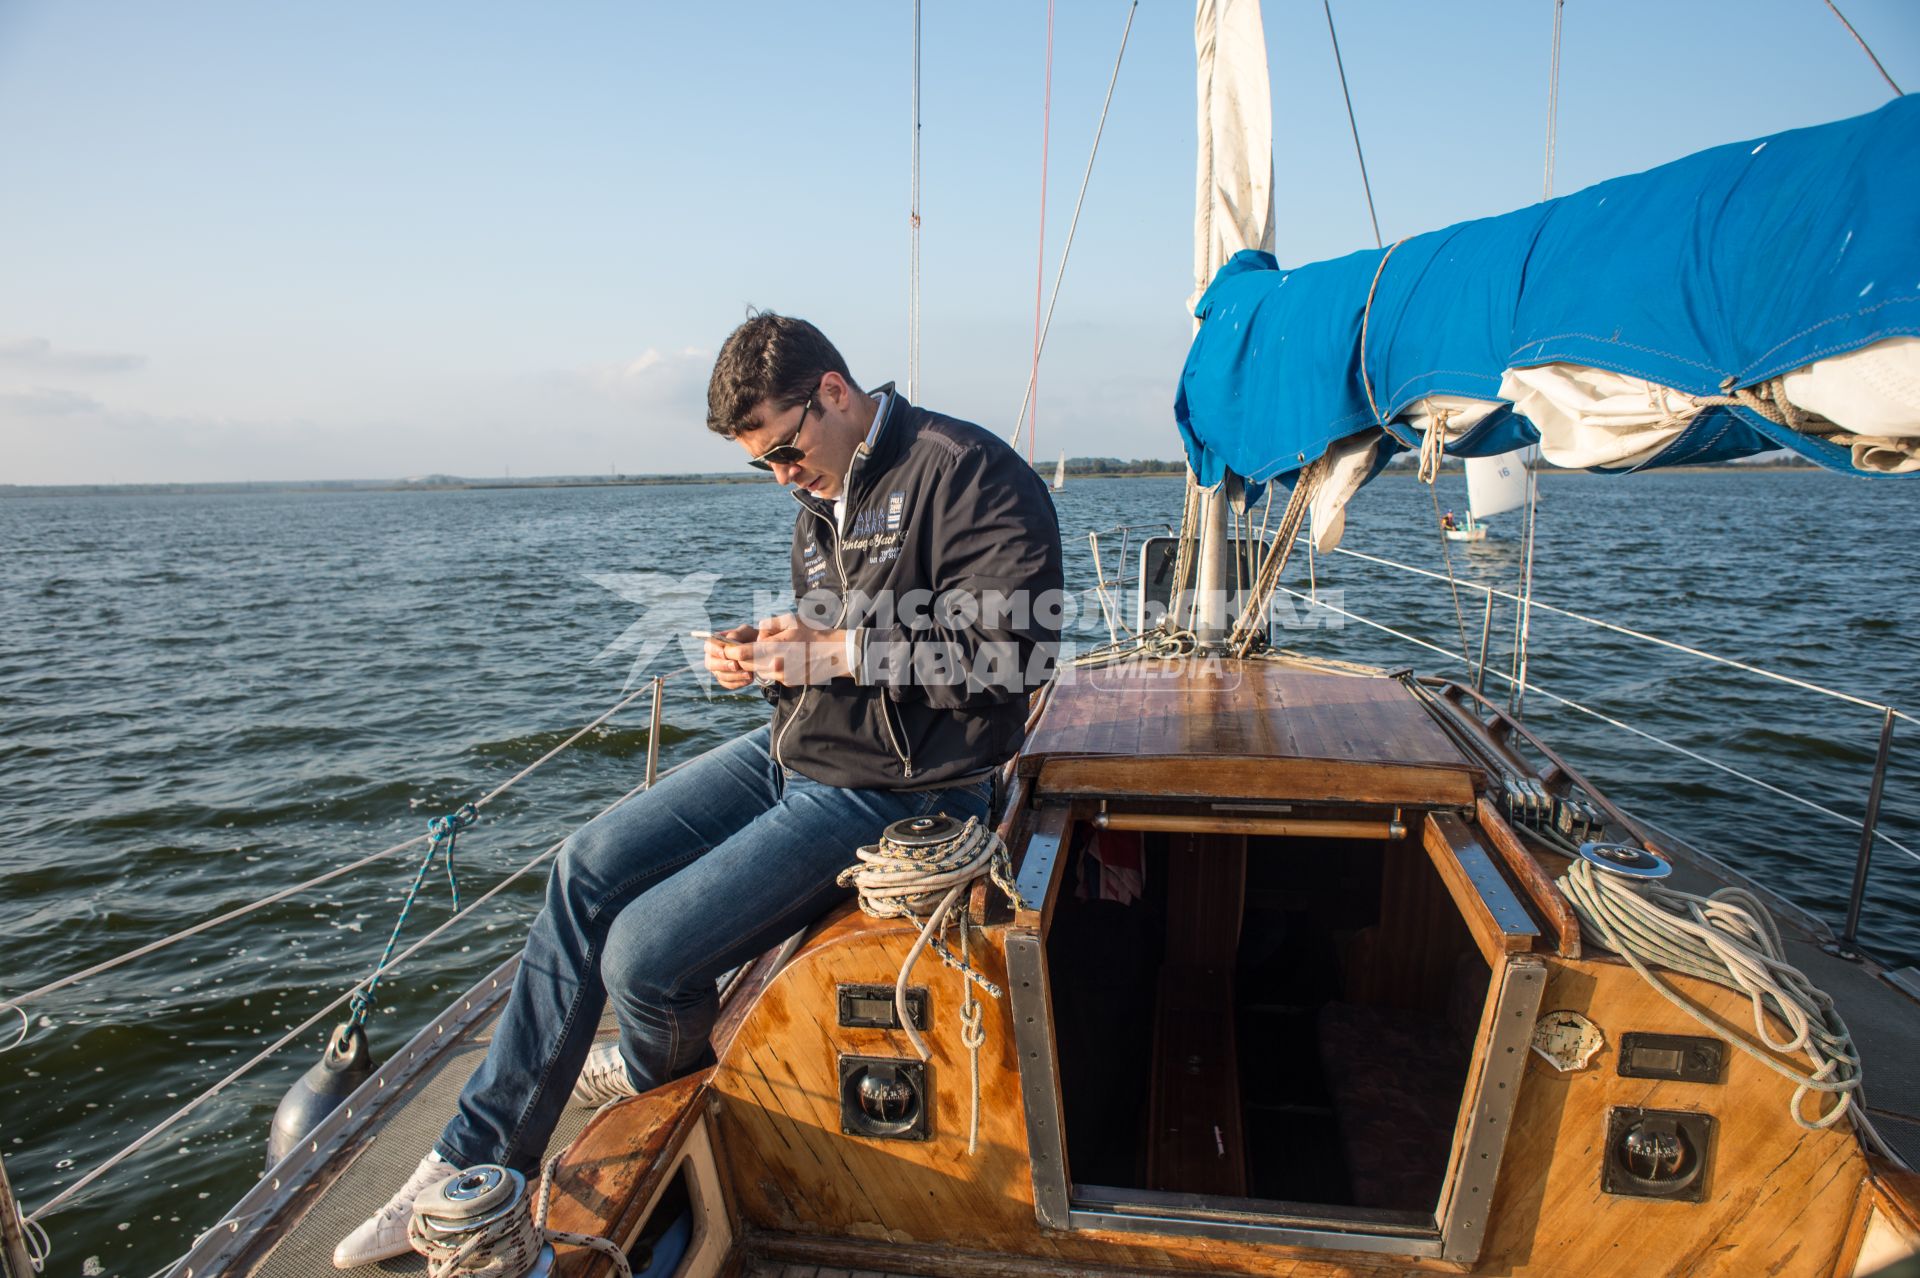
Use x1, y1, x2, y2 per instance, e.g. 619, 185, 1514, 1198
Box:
1021, 660, 1482, 806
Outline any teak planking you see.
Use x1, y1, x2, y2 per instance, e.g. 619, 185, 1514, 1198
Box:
1022, 664, 1480, 808
708, 905, 1460, 1275
547, 1071, 710, 1277
1476, 958, 1867, 1277
694, 899, 1868, 1276
1036, 755, 1475, 807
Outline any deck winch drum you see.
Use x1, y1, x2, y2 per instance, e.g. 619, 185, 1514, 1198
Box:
410, 1165, 555, 1277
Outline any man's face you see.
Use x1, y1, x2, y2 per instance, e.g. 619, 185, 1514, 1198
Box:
734, 372, 861, 500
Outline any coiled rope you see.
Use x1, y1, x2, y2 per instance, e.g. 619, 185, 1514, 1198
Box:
838, 816, 1024, 1153
406, 1160, 631, 1278
21, 1215, 50, 1274
1559, 858, 1862, 1130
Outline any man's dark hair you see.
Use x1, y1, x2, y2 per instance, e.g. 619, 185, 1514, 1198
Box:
705, 311, 860, 438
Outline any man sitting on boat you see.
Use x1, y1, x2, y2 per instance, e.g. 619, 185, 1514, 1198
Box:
334, 312, 1064, 1268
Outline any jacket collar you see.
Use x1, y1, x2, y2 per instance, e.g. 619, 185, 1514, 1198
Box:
792, 381, 907, 519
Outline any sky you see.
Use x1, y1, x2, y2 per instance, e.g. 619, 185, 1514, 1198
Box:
1, 0, 1915, 485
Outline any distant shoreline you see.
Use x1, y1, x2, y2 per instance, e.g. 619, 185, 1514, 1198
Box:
0, 460, 1826, 498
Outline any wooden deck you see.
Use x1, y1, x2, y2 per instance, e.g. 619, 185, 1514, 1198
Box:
1022, 660, 1481, 806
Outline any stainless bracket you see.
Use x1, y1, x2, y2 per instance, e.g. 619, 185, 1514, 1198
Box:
1005, 928, 1070, 1229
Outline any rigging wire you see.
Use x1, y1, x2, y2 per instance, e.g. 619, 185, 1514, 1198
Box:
908, 0, 922, 400
1511, 460, 1540, 718
1512, 0, 1565, 714
1025, 0, 1056, 466
1322, 0, 1382, 250
1822, 0, 1904, 97
1543, 0, 1564, 200
1010, 1, 1139, 454
1326, 11, 1471, 667
1426, 477, 1473, 664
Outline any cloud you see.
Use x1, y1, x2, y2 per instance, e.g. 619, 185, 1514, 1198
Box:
0, 387, 106, 416
576, 346, 710, 403
0, 336, 146, 374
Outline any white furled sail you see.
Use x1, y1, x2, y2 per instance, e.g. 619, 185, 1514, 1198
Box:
1189, 0, 1275, 639
1465, 449, 1531, 521
1191, 0, 1274, 316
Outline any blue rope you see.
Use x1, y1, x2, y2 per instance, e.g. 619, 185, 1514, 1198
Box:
347, 804, 476, 1028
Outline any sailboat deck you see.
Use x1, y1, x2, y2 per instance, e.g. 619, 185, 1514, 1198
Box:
1022, 659, 1481, 805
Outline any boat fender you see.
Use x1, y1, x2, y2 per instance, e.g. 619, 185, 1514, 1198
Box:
265, 1020, 376, 1167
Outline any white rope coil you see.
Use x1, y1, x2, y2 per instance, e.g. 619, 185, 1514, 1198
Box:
839, 816, 1021, 1058
839, 815, 1023, 1154
22, 1215, 50, 1273
407, 1161, 631, 1278
1559, 858, 1862, 1130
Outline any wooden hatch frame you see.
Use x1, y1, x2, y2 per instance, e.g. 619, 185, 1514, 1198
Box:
1005, 798, 1548, 1263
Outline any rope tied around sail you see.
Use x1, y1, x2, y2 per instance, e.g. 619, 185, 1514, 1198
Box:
838, 815, 1024, 1154
348, 804, 478, 1029
1559, 858, 1863, 1130
1226, 455, 1327, 658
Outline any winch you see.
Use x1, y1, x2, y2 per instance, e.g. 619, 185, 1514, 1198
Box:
406, 1161, 634, 1278
409, 1165, 554, 1278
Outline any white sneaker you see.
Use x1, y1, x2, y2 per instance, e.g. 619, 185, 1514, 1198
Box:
332, 1149, 454, 1268
569, 1040, 639, 1108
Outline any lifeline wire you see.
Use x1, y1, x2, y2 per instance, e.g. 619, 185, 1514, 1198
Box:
1291, 533, 1916, 727
1272, 584, 1919, 865
27, 753, 686, 1225
0, 673, 676, 1041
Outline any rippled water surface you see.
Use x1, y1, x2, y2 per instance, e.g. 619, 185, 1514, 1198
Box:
2, 471, 1916, 1274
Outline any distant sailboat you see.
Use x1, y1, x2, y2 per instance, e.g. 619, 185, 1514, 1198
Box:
1445, 448, 1532, 540
1053, 451, 1067, 491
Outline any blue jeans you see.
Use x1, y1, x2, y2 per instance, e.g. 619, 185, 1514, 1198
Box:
436, 725, 991, 1173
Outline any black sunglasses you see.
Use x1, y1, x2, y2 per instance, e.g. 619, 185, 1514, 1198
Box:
746, 386, 819, 472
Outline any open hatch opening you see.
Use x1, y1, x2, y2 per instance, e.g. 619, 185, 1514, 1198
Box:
1044, 805, 1494, 1232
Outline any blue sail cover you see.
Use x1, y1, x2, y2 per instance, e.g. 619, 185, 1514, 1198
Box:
1175, 96, 1920, 485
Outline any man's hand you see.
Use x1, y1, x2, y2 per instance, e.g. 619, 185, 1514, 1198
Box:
703, 623, 760, 690
719, 613, 852, 687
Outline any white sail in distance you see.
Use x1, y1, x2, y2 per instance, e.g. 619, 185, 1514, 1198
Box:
1054, 451, 1066, 490
1465, 448, 1532, 521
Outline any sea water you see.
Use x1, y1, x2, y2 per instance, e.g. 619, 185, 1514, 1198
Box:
2, 471, 1915, 1272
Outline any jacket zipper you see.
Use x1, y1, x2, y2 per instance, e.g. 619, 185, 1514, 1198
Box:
782, 477, 914, 780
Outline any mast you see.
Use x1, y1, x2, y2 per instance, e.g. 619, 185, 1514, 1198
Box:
1190, 0, 1275, 647
908, 0, 922, 401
